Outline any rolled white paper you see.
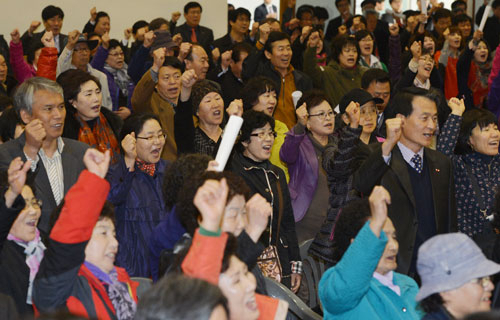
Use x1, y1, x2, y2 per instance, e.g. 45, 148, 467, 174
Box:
292, 91, 303, 108
479, 5, 492, 32
214, 115, 244, 172
421, 0, 427, 15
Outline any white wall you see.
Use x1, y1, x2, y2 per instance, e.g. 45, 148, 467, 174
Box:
0, 0, 228, 41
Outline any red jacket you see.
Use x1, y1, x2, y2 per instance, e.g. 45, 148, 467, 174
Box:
33, 170, 138, 319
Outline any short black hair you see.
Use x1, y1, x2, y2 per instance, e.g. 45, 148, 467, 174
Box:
264, 31, 290, 54
231, 42, 252, 63
134, 274, 228, 320
408, 31, 436, 50
229, 7, 251, 23
162, 55, 184, 71
361, 68, 391, 89
184, 1, 202, 14
163, 154, 213, 210
241, 76, 277, 111
455, 109, 497, 154
354, 29, 374, 42
297, 5, 314, 20
238, 110, 275, 151
57, 69, 102, 108
452, 13, 472, 26
177, 171, 251, 236
386, 87, 440, 118
42, 5, 64, 21
314, 6, 330, 20
345, 15, 367, 30
132, 20, 149, 35
108, 39, 123, 51
149, 17, 169, 31
451, 0, 467, 10
27, 41, 45, 65
335, 0, 350, 8
419, 293, 444, 314
332, 199, 371, 262
297, 89, 330, 114
0, 107, 21, 143
330, 34, 360, 64
432, 8, 452, 22
95, 12, 110, 25
120, 113, 161, 146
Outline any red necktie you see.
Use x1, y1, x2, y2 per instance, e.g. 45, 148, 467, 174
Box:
191, 27, 197, 43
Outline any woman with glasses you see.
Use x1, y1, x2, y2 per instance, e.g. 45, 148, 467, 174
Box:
90, 36, 135, 120
106, 113, 169, 277
417, 232, 500, 319
58, 69, 122, 164
229, 110, 302, 293
279, 90, 336, 243
0, 157, 44, 316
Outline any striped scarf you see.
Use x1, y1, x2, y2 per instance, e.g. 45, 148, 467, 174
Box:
77, 112, 121, 164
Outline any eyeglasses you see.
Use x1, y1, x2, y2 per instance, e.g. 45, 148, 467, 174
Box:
74, 47, 90, 53
26, 198, 43, 209
250, 131, 277, 139
309, 110, 335, 120
136, 133, 167, 143
109, 52, 124, 57
470, 276, 491, 289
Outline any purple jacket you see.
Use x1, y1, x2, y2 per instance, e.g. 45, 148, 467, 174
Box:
488, 44, 500, 119
9, 41, 35, 84
280, 123, 318, 222
91, 46, 134, 111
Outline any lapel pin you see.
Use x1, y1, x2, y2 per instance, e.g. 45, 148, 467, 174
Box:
435, 169, 440, 172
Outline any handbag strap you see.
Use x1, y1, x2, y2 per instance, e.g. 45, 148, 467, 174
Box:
274, 177, 284, 246
464, 162, 490, 219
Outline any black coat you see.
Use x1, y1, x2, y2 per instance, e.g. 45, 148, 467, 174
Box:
0, 194, 33, 315
21, 31, 68, 55
174, 23, 214, 55
254, 3, 277, 24
229, 152, 301, 287
62, 107, 123, 142
353, 143, 457, 275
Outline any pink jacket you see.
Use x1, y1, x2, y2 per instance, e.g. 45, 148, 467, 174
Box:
9, 41, 58, 83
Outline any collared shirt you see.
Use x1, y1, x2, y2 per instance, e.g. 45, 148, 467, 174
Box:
54, 34, 60, 53
26, 138, 65, 205
373, 271, 401, 296
382, 141, 424, 169
266, 4, 274, 13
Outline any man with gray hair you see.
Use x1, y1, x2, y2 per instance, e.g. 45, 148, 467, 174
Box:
0, 77, 88, 234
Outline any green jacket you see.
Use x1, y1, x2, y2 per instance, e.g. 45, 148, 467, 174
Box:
303, 47, 367, 107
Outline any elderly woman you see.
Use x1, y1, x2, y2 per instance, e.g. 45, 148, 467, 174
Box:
58, 69, 122, 164
229, 110, 302, 292
303, 33, 367, 107
90, 36, 134, 119
106, 113, 169, 278
319, 186, 421, 319
437, 98, 500, 237
0, 158, 44, 315
241, 76, 289, 180
33, 149, 139, 319
0, 53, 17, 96
417, 233, 500, 319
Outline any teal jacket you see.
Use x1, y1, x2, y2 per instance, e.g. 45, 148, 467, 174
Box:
319, 222, 422, 319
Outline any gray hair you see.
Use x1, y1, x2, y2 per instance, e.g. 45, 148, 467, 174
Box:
13, 77, 63, 115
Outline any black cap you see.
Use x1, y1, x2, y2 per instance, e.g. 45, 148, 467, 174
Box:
76, 34, 98, 50
338, 88, 383, 114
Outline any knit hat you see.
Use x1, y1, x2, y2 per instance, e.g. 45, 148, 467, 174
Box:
191, 80, 222, 115
149, 30, 178, 54
416, 233, 500, 301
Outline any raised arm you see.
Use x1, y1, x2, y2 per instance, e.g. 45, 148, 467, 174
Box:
437, 98, 465, 156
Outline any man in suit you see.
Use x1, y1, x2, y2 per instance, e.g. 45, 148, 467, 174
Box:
0, 77, 88, 235
21, 5, 68, 55
324, 0, 352, 42
353, 87, 457, 276
174, 2, 214, 57
254, 0, 278, 24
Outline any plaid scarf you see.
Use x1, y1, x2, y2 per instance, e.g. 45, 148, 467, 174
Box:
8, 229, 46, 304
77, 112, 121, 164
135, 159, 156, 176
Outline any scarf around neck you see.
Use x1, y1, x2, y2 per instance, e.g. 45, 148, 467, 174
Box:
104, 62, 131, 97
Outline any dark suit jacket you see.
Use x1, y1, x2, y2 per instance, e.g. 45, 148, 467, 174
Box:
0, 135, 88, 234
21, 31, 68, 55
353, 143, 457, 274
174, 23, 214, 54
254, 3, 277, 23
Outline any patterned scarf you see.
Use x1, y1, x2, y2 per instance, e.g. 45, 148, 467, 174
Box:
7, 229, 46, 304
135, 159, 156, 176
104, 62, 131, 97
84, 261, 136, 320
469, 60, 491, 107
76, 112, 120, 164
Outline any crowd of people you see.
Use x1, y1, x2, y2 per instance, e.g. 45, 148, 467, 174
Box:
0, 0, 500, 319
